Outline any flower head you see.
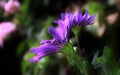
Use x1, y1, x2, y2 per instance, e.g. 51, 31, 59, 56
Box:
74, 11, 96, 26
54, 12, 74, 30
30, 12, 75, 63
30, 11, 96, 63
30, 13, 73, 62
30, 25, 68, 62
0, 22, 16, 47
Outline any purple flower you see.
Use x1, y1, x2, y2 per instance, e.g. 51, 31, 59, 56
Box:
30, 12, 76, 63
0, 22, 16, 47
30, 23, 69, 63
55, 11, 95, 27
0, 0, 20, 14
74, 11, 96, 26
30, 11, 96, 63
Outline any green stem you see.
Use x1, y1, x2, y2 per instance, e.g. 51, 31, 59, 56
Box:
72, 27, 83, 56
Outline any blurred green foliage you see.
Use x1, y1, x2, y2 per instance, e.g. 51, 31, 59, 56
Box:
1, 0, 120, 75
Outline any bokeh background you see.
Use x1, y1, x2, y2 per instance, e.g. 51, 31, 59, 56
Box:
0, 0, 120, 75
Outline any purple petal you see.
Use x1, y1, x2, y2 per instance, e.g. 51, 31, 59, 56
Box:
77, 12, 82, 24
79, 11, 89, 25
88, 15, 96, 23
75, 12, 82, 25
40, 40, 53, 44
55, 19, 68, 34
30, 44, 60, 54
30, 46, 59, 63
30, 53, 41, 63
84, 14, 96, 25
30, 51, 51, 63
56, 27, 64, 40
61, 13, 65, 20
68, 13, 74, 28
57, 20, 69, 42
58, 20, 64, 27
48, 26, 62, 41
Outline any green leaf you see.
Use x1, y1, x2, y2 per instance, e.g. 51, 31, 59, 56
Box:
97, 46, 120, 75
103, 47, 115, 64
66, 56, 74, 65
82, 60, 90, 75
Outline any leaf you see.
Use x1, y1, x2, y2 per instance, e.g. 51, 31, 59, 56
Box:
103, 47, 115, 64
66, 56, 74, 65
97, 46, 120, 75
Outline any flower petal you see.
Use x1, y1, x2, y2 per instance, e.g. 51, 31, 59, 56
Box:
48, 26, 63, 42
30, 46, 59, 63
68, 13, 74, 28
83, 14, 96, 25
30, 44, 60, 54
80, 11, 89, 25
75, 12, 82, 25
61, 13, 65, 20
40, 39, 53, 44
87, 15, 96, 24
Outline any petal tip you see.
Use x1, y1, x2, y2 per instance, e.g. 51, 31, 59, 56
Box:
30, 48, 36, 53
30, 58, 36, 63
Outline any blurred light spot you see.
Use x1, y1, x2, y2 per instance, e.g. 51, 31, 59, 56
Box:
106, 12, 119, 25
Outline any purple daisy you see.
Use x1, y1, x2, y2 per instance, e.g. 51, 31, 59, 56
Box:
30, 12, 76, 63
30, 21, 70, 63
30, 11, 96, 63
